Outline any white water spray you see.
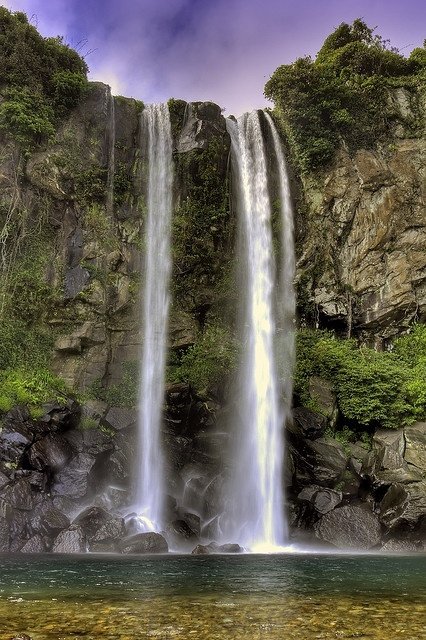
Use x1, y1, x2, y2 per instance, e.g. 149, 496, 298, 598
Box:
136, 103, 173, 531
224, 111, 295, 550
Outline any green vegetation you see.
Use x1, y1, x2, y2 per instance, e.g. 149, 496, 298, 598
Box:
168, 324, 238, 394
265, 20, 426, 171
0, 7, 88, 149
0, 368, 67, 417
294, 325, 426, 429
89, 361, 139, 408
173, 131, 230, 307
167, 98, 187, 140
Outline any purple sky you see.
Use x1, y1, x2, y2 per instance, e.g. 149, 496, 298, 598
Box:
3, 0, 425, 114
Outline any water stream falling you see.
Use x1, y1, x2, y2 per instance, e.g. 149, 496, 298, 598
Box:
135, 103, 173, 531
224, 111, 295, 550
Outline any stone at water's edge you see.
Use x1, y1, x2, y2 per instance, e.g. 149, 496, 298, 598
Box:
119, 532, 168, 554
52, 526, 86, 553
314, 504, 382, 550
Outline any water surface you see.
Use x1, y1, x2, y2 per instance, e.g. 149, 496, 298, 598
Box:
0, 553, 424, 639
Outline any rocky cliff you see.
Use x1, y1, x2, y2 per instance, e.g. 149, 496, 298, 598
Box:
0, 12, 425, 553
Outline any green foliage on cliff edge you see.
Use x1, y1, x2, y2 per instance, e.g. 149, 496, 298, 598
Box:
295, 325, 426, 429
0, 7, 88, 149
265, 20, 426, 171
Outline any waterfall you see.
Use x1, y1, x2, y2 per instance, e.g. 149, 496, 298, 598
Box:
264, 113, 296, 440
223, 110, 294, 550
135, 103, 173, 531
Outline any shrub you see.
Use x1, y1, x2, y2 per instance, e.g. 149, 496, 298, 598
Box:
0, 367, 67, 415
265, 20, 424, 171
294, 326, 426, 429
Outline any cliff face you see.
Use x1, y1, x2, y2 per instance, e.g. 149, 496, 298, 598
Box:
0, 79, 425, 553
295, 87, 426, 340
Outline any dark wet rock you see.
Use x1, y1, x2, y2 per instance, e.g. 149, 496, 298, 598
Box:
72, 506, 124, 550
347, 442, 370, 463
119, 532, 168, 554
218, 543, 243, 553
20, 534, 46, 553
404, 422, 426, 472
96, 486, 130, 512
64, 265, 90, 299
308, 377, 338, 424
28, 434, 74, 471
380, 482, 426, 530
0, 424, 33, 465
373, 428, 405, 456
292, 437, 348, 487
166, 519, 198, 549
102, 407, 137, 432
183, 512, 201, 537
42, 400, 81, 431
297, 485, 342, 514
191, 544, 211, 555
82, 428, 113, 456
1, 479, 33, 510
0, 515, 9, 551
106, 427, 137, 485
0, 470, 10, 490
53, 526, 86, 553
31, 503, 70, 538
14, 470, 46, 490
314, 504, 382, 550
291, 407, 327, 440
52, 453, 97, 499
381, 538, 420, 552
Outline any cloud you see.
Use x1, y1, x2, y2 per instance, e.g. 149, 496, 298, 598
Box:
2, 0, 425, 115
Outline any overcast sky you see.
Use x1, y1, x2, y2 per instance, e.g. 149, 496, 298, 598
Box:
3, 0, 425, 115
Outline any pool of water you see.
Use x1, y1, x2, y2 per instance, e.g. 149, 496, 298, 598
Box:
0, 553, 425, 639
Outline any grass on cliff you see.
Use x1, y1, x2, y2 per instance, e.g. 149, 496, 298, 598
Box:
0, 7, 88, 150
265, 20, 426, 171
295, 324, 426, 429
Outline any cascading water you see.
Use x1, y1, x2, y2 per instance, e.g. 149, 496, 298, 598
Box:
135, 103, 173, 531
264, 113, 296, 441
223, 110, 295, 550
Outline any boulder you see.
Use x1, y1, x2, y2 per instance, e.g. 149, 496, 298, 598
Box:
183, 512, 201, 537
290, 407, 326, 440
314, 504, 382, 550
308, 377, 338, 423
218, 543, 243, 553
297, 485, 342, 515
53, 526, 86, 553
20, 534, 46, 553
380, 482, 426, 531
293, 437, 348, 487
28, 434, 74, 471
0, 515, 9, 551
166, 519, 198, 550
119, 532, 168, 554
1, 479, 33, 511
102, 407, 137, 432
373, 428, 405, 456
0, 424, 33, 465
191, 544, 211, 555
72, 506, 124, 550
52, 453, 97, 499
381, 538, 420, 552
404, 422, 426, 473
31, 504, 70, 538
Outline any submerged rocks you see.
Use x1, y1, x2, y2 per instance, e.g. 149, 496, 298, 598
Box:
119, 532, 168, 554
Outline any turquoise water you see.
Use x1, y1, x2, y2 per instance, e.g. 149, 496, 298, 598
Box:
0, 553, 425, 639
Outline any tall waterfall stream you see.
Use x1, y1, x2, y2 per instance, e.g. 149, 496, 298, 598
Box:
223, 111, 295, 550
135, 103, 174, 531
